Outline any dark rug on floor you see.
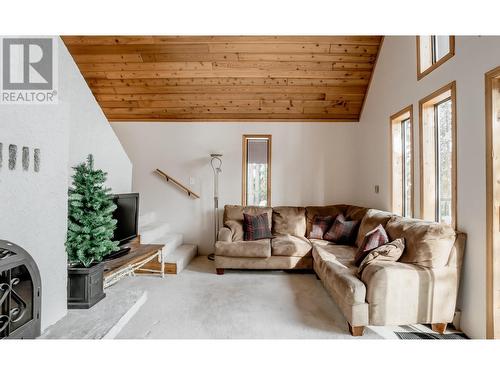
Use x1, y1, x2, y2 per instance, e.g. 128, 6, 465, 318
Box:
395, 331, 468, 340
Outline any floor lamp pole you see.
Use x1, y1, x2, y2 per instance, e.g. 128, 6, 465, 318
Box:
208, 154, 222, 261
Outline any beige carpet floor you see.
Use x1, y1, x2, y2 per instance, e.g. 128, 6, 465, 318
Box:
42, 256, 461, 339
113, 256, 383, 339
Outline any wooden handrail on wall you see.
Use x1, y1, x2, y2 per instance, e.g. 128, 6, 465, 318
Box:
154, 169, 200, 199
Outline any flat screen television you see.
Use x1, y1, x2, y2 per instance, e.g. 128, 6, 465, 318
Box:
112, 193, 139, 246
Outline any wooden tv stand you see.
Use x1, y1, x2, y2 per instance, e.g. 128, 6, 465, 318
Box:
102, 237, 165, 288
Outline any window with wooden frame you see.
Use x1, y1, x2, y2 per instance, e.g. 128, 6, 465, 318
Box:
242, 135, 272, 206
485, 66, 500, 339
390, 105, 414, 217
419, 82, 457, 228
417, 36, 455, 80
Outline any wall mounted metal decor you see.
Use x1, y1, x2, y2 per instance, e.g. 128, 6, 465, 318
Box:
0, 143, 41, 173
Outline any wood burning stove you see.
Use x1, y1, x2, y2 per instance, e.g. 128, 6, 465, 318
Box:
0, 239, 41, 339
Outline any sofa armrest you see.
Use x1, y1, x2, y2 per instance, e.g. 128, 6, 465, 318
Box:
360, 261, 458, 325
218, 227, 233, 242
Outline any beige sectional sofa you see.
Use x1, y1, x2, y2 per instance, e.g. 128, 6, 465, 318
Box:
214, 204, 466, 336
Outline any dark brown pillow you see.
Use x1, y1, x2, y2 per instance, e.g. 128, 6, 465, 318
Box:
354, 224, 389, 266
243, 213, 273, 241
323, 214, 358, 244
308, 215, 334, 239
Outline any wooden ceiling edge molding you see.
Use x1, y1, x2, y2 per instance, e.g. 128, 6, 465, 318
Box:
63, 36, 383, 122
358, 36, 384, 120
107, 118, 361, 123
62, 36, 384, 45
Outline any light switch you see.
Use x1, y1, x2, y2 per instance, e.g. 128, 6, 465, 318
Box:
189, 177, 196, 186
374, 185, 380, 194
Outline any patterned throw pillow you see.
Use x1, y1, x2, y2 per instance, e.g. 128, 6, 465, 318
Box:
308, 215, 334, 239
243, 213, 272, 241
323, 214, 359, 244
354, 224, 389, 266
357, 238, 405, 274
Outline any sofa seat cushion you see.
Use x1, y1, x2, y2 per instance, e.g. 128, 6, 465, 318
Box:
385, 216, 456, 268
272, 206, 306, 237
311, 240, 357, 266
215, 239, 271, 258
271, 234, 312, 257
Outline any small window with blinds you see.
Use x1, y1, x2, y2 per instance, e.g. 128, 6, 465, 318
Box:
242, 135, 272, 206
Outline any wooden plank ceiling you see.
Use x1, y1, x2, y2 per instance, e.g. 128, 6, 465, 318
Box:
62, 36, 383, 122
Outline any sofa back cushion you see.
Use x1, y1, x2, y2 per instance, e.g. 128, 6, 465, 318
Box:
354, 209, 394, 248
345, 205, 370, 223
223, 205, 272, 241
385, 216, 456, 268
272, 206, 306, 237
305, 205, 345, 237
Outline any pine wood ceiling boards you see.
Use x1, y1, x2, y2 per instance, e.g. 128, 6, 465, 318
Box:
62, 36, 383, 122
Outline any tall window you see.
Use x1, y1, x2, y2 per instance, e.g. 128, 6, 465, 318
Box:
435, 98, 453, 223
485, 66, 500, 339
419, 82, 457, 227
390, 106, 414, 217
242, 135, 272, 206
417, 36, 455, 80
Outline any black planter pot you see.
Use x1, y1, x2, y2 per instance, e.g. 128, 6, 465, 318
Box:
67, 262, 106, 309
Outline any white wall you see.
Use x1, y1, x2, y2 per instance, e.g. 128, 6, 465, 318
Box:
66, 54, 132, 192
0, 37, 132, 331
354, 36, 500, 338
112, 122, 357, 254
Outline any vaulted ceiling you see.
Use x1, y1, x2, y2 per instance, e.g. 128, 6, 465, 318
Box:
62, 36, 383, 122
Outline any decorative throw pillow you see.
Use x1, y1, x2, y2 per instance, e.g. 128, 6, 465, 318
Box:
358, 238, 405, 274
308, 215, 334, 240
323, 214, 359, 244
243, 213, 272, 241
354, 224, 389, 266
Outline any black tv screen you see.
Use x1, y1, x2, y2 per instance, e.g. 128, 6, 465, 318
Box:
112, 193, 139, 245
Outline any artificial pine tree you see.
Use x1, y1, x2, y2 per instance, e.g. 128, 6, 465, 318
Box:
66, 154, 118, 267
